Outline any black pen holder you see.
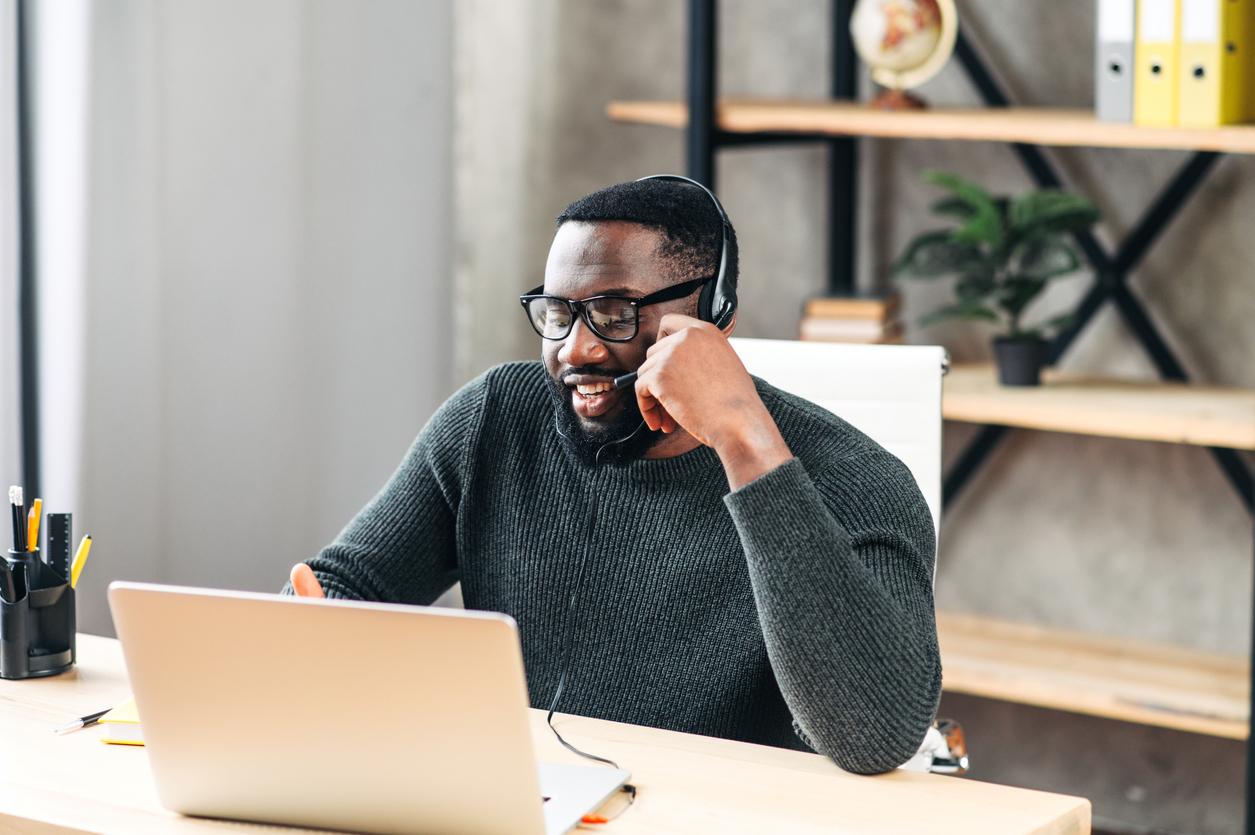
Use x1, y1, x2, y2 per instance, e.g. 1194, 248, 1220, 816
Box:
1, 549, 76, 679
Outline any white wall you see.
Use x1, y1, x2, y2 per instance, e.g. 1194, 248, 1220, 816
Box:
77, 0, 454, 635
33, 0, 92, 523
0, 0, 19, 495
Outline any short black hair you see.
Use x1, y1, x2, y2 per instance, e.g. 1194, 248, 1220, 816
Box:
556, 179, 738, 294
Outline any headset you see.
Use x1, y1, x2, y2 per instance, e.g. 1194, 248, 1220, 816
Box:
633, 174, 737, 329
545, 175, 735, 773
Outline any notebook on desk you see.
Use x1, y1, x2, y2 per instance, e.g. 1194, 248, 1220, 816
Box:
107, 582, 629, 835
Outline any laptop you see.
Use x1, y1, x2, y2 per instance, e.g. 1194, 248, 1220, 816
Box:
107, 582, 630, 835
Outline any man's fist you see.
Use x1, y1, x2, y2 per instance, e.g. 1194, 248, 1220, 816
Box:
633, 314, 792, 490
290, 563, 325, 598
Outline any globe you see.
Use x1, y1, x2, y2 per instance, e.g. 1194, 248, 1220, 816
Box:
849, 0, 957, 107
851, 0, 942, 74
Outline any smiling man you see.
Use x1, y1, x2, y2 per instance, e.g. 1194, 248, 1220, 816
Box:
288, 178, 941, 775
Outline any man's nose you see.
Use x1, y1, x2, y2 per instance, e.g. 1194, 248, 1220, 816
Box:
557, 314, 610, 367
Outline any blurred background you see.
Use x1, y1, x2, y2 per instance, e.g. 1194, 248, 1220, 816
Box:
0, 1, 1252, 832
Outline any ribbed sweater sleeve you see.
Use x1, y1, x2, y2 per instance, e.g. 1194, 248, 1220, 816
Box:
296, 371, 490, 604
723, 455, 942, 775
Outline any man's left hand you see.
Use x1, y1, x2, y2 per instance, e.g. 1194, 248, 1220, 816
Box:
634, 314, 792, 490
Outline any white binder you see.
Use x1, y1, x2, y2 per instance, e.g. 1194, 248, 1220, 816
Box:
1097, 0, 1137, 121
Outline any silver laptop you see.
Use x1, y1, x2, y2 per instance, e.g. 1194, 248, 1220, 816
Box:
108, 582, 629, 835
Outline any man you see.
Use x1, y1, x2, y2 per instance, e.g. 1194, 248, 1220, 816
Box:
288, 178, 941, 775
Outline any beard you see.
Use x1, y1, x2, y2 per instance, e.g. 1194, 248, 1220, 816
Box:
545, 366, 664, 468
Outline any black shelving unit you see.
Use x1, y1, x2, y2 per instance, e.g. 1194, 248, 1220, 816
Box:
16, 0, 38, 500
678, 0, 1255, 829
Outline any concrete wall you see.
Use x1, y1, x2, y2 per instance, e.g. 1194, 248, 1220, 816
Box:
77, 0, 454, 634
454, 0, 1253, 830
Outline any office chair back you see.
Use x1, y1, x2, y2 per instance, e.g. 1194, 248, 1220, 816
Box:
729, 337, 945, 542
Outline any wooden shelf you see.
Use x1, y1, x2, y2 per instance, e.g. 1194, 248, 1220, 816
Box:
938, 611, 1249, 739
942, 364, 1255, 450
607, 99, 1255, 154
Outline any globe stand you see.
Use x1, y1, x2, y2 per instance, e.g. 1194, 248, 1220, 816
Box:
869, 88, 927, 111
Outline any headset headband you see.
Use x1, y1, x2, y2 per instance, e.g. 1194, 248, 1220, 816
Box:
634, 174, 735, 329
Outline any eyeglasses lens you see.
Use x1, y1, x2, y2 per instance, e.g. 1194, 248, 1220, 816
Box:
528, 298, 572, 339
585, 299, 636, 339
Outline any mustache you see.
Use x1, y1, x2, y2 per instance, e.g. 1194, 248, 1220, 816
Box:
557, 365, 632, 385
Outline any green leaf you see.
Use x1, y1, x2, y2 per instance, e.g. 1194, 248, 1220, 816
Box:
930, 197, 977, 221
1041, 312, 1076, 333
918, 301, 1001, 328
954, 270, 997, 301
921, 170, 1004, 245
1016, 237, 1081, 279
892, 231, 986, 278
1009, 190, 1101, 234
997, 276, 1049, 319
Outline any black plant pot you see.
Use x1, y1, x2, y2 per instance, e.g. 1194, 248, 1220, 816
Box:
993, 337, 1049, 386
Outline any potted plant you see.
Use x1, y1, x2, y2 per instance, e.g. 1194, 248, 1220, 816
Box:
893, 170, 1101, 386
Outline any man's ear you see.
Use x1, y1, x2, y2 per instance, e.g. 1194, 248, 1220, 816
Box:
720, 310, 737, 337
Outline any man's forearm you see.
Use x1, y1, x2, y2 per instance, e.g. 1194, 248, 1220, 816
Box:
723, 457, 941, 774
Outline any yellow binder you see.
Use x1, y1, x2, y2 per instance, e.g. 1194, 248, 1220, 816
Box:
1135, 0, 1181, 125
1179, 0, 1255, 126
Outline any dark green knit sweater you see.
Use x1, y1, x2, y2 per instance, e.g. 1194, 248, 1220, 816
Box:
300, 361, 941, 774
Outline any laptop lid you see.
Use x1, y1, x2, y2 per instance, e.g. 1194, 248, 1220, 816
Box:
108, 582, 550, 835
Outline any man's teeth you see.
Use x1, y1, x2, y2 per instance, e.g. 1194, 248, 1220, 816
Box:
576, 382, 613, 396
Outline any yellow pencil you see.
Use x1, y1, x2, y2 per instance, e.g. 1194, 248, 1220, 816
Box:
26, 499, 41, 552
70, 535, 92, 589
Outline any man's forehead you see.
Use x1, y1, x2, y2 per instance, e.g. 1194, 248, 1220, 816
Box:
544, 220, 672, 296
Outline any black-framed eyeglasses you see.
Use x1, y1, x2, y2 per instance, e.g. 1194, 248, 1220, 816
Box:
519, 276, 709, 342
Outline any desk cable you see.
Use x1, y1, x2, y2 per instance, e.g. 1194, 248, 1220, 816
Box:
545, 420, 649, 772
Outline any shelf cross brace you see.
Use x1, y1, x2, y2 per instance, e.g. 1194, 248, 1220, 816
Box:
942, 27, 1254, 516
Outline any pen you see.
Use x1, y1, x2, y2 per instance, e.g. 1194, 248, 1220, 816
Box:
613, 372, 637, 390
53, 708, 111, 735
70, 535, 92, 589
26, 498, 41, 552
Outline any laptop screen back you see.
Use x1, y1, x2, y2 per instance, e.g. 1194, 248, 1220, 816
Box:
108, 582, 547, 835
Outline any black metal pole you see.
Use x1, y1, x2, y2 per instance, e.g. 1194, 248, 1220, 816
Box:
687, 0, 717, 188
1110, 151, 1221, 278
827, 0, 858, 296
1209, 448, 1255, 516
16, 0, 38, 500
1109, 282, 1188, 381
942, 425, 1011, 509
1047, 280, 1110, 363
1247, 495, 1255, 834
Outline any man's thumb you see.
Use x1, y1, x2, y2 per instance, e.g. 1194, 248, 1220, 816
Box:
290, 563, 325, 598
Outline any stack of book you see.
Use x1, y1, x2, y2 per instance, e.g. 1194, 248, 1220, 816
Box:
798, 294, 903, 344
1096, 0, 1255, 127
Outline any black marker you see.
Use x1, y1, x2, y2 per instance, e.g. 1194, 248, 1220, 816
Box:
613, 372, 636, 390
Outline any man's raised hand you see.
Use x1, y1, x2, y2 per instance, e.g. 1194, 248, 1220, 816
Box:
633, 313, 792, 490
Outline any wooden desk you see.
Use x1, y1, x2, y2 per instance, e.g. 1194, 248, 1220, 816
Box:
0, 635, 1090, 834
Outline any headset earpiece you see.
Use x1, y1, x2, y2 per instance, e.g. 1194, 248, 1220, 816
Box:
697, 280, 714, 323
635, 174, 736, 330
710, 282, 735, 330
